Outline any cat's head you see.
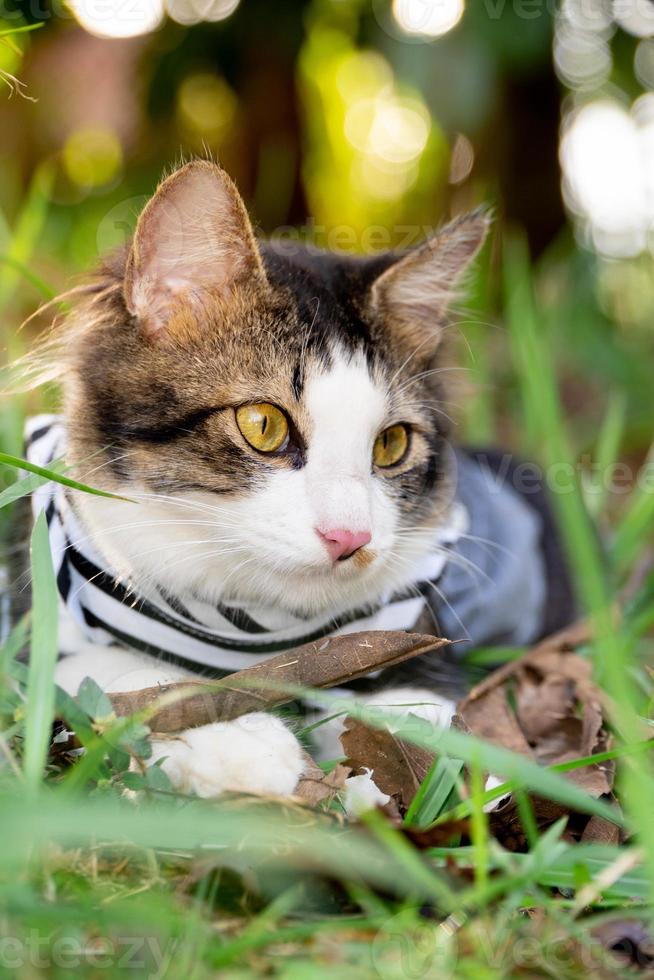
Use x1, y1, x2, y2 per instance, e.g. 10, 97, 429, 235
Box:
66, 161, 487, 616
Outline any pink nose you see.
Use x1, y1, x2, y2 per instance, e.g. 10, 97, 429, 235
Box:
316, 527, 372, 562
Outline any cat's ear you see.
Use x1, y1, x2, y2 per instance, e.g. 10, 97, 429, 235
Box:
124, 161, 267, 339
369, 209, 489, 349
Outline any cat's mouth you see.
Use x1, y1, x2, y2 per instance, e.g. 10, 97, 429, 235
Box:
299, 546, 379, 578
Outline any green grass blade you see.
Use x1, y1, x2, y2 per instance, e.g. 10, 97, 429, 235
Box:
0, 162, 53, 317
503, 235, 625, 690
0, 451, 131, 502
0, 255, 56, 300
469, 751, 489, 893
433, 738, 654, 826
586, 390, 627, 518
0, 23, 44, 37
0, 164, 54, 462
0, 789, 461, 904
22, 512, 59, 794
1, 614, 29, 673
0, 458, 67, 509
504, 233, 654, 903
612, 444, 654, 571
434, 843, 648, 901
405, 756, 464, 826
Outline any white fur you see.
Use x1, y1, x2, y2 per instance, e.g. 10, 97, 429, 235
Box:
344, 769, 390, 817
63, 349, 451, 800
75, 348, 441, 619
145, 714, 304, 799
360, 686, 456, 730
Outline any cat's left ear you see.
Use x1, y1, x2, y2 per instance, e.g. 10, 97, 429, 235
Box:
369, 209, 490, 348
124, 161, 267, 339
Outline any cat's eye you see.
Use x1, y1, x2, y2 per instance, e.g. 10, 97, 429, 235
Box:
236, 403, 289, 453
373, 424, 409, 468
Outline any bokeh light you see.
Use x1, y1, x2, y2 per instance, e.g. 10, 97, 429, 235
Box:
562, 0, 613, 33
67, 0, 240, 35
177, 73, 238, 144
554, 28, 612, 89
335, 51, 393, 101
560, 99, 654, 256
299, 32, 444, 234
166, 0, 240, 26
345, 94, 430, 165
634, 37, 654, 87
391, 0, 464, 39
614, 1, 654, 39
62, 126, 123, 189
354, 155, 419, 201
67, 0, 164, 38
554, 0, 614, 91
449, 133, 474, 184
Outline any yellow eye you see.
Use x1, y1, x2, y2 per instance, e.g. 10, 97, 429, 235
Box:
373, 424, 409, 468
236, 403, 289, 453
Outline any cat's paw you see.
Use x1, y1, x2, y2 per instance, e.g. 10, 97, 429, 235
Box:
148, 712, 305, 799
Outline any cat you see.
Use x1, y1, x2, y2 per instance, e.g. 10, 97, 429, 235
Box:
19, 161, 574, 798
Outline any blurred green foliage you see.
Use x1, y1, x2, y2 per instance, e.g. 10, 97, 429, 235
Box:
0, 0, 651, 473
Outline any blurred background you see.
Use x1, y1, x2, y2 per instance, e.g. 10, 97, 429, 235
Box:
0, 0, 652, 502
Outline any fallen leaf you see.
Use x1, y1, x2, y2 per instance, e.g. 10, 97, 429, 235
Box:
340, 717, 435, 810
458, 685, 534, 756
107, 630, 449, 733
402, 819, 470, 850
581, 815, 621, 846
295, 753, 351, 807
457, 643, 616, 846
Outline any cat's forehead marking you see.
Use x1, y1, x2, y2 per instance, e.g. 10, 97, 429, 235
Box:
305, 346, 384, 417
303, 346, 387, 471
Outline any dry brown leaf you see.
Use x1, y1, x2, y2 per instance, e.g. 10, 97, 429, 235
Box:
459, 647, 613, 788
488, 796, 569, 850
340, 717, 435, 810
294, 753, 351, 807
458, 685, 534, 756
107, 630, 449, 733
462, 619, 593, 707
581, 815, 621, 846
457, 640, 617, 846
402, 819, 470, 850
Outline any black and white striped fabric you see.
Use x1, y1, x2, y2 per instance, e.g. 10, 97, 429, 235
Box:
25, 415, 467, 677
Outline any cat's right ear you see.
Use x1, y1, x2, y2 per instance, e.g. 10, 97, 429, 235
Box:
124, 161, 267, 339
368, 209, 489, 352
